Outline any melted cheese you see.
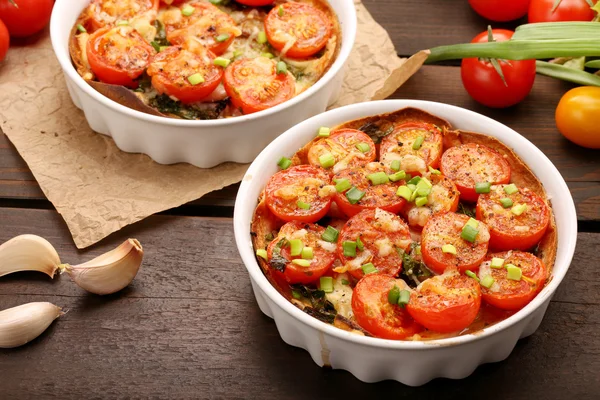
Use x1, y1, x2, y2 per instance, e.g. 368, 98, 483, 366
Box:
317, 240, 336, 253
346, 249, 372, 271
374, 208, 403, 232
374, 238, 394, 257
325, 274, 354, 319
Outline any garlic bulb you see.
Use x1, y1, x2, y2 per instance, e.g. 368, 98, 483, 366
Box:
60, 239, 143, 295
0, 234, 61, 278
0, 302, 63, 348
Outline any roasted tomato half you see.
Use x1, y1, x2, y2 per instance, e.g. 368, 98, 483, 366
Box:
265, 165, 334, 223
478, 251, 548, 310
352, 274, 424, 339
380, 122, 444, 176
264, 3, 333, 58
267, 221, 336, 284
307, 129, 377, 174
440, 143, 511, 202
87, 26, 156, 88
86, 0, 159, 32
147, 43, 223, 104
223, 56, 295, 114
407, 268, 481, 333
333, 162, 407, 217
337, 208, 412, 279
162, 2, 239, 55
476, 184, 550, 251
421, 212, 490, 274
402, 174, 460, 230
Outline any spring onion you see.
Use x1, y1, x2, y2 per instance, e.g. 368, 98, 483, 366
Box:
261, 52, 274, 59
319, 153, 335, 168
391, 160, 401, 171
291, 290, 301, 299
356, 236, 364, 251
398, 290, 411, 307
415, 245, 421, 255
334, 178, 352, 193
466, 218, 479, 229
585, 59, 600, 69
356, 142, 371, 153
292, 259, 311, 267
536, 60, 600, 87
343, 241, 357, 257
388, 285, 400, 305
216, 33, 230, 42
301, 247, 314, 260
277, 156, 292, 170
256, 249, 268, 260
511, 204, 528, 216
209, 0, 223, 4
321, 226, 339, 243
415, 196, 428, 207
396, 185, 412, 201
233, 49, 243, 59
214, 57, 231, 68
187, 73, 205, 85
388, 170, 406, 182
513, 22, 600, 41
297, 200, 311, 210
465, 270, 480, 282
151, 41, 161, 52
320, 277, 334, 293
278, 5, 284, 16
341, 279, 350, 285
407, 176, 421, 185
407, 184, 417, 192
409, 188, 419, 202
442, 244, 457, 255
346, 187, 365, 204
182, 5, 195, 16
504, 184, 519, 195
159, 46, 169, 52
368, 172, 389, 186
506, 264, 522, 281
491, 257, 505, 268
276, 61, 287, 74
361, 263, 378, 275
257, 31, 267, 44
116, 20, 129, 26
475, 182, 491, 194
481, 275, 495, 289
317, 127, 331, 137
499, 197, 513, 208
428, 166, 441, 175
412, 136, 425, 150
76, 24, 87, 33
461, 224, 479, 243
289, 239, 303, 257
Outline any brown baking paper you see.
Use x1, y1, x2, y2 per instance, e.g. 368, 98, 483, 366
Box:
0, 1, 427, 249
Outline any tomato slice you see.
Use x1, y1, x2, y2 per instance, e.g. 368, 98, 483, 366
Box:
421, 212, 490, 274
264, 3, 333, 58
351, 274, 424, 339
402, 174, 460, 230
162, 3, 239, 56
223, 57, 296, 114
146, 44, 223, 104
267, 221, 336, 284
87, 26, 156, 88
235, 0, 274, 5
380, 122, 444, 176
333, 162, 407, 217
87, 0, 159, 31
337, 208, 412, 280
406, 268, 481, 333
476, 185, 550, 251
265, 165, 334, 223
307, 129, 377, 174
478, 251, 548, 310
440, 143, 511, 202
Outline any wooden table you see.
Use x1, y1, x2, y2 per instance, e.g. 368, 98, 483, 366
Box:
1, 1, 599, 398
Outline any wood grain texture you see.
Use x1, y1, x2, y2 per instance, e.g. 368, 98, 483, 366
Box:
0, 208, 598, 398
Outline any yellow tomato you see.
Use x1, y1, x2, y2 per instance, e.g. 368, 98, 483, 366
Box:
555, 86, 600, 149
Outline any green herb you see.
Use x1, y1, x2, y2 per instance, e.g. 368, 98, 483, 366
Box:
346, 187, 365, 204
269, 238, 289, 272
152, 20, 170, 46
457, 202, 476, 218
320, 277, 334, 293
216, 33, 230, 42
358, 121, 394, 144
76, 24, 87, 33
290, 284, 337, 324
297, 200, 311, 210
398, 290, 411, 307
342, 241, 357, 257
398, 244, 433, 288
321, 226, 339, 243
276, 61, 288, 74
388, 285, 400, 305
465, 270, 480, 282
277, 156, 292, 170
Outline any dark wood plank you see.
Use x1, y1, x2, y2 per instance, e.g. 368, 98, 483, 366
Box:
0, 207, 598, 398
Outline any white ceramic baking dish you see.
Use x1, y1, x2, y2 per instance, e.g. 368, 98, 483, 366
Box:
50, 0, 356, 168
233, 100, 578, 386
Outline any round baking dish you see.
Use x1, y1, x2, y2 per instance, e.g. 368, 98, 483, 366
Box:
50, 0, 357, 168
233, 100, 577, 386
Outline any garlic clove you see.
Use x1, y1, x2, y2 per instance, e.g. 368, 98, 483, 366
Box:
60, 239, 143, 295
0, 302, 63, 348
0, 234, 61, 279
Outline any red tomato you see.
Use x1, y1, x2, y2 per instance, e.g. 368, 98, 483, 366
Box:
478, 251, 548, 310
87, 26, 156, 88
468, 0, 530, 22
235, 0, 273, 5
265, 165, 334, 223
264, 3, 333, 58
337, 208, 412, 280
476, 184, 550, 251
0, 19, 8, 62
461, 29, 536, 108
86, 0, 159, 32
267, 221, 336, 284
307, 129, 377, 172
402, 174, 460, 230
529, 0, 596, 23
351, 274, 423, 339
147, 44, 223, 103
333, 162, 407, 217
440, 143, 511, 203
0, 0, 54, 37
223, 57, 295, 114
421, 212, 490, 274
407, 269, 481, 333
379, 122, 444, 176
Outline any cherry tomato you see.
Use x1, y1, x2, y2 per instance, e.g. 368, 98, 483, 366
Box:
478, 251, 548, 310
406, 268, 481, 333
468, 0, 530, 22
333, 162, 407, 217
264, 3, 332, 58
379, 122, 444, 176
267, 221, 336, 285
555, 86, 600, 149
86, 0, 159, 32
307, 129, 376, 173
351, 274, 423, 339
265, 165, 334, 223
163, 2, 238, 56
235, 0, 273, 5
421, 212, 490, 274
0, 19, 8, 62
476, 184, 550, 251
147, 44, 223, 103
337, 208, 412, 280
529, 0, 596, 23
440, 143, 511, 203
223, 57, 295, 114
87, 26, 156, 88
0, 0, 54, 37
461, 29, 536, 108
402, 174, 460, 230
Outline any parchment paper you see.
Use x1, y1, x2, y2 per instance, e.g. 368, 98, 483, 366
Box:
0, 1, 427, 248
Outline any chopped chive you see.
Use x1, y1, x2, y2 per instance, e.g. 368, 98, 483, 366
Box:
398, 290, 411, 307
481, 275, 495, 289
388, 285, 400, 305
361, 263, 378, 275
341, 279, 350, 285
415, 245, 422, 255
261, 52, 274, 59
504, 184, 519, 195
216, 33, 230, 42
209, 0, 223, 4
415, 196, 428, 207
187, 73, 205, 85
257, 31, 267, 44
278, 5, 284, 16
292, 259, 311, 267
416, 186, 431, 197
511, 204, 528, 216
466, 218, 479, 229
388, 170, 406, 182
475, 182, 491, 194
317, 126, 330, 137
277, 156, 292, 170
319, 153, 335, 168
233, 49, 243, 58
442, 244, 457, 255
256, 249, 268, 260
342, 241, 357, 257
491, 257, 505, 268
461, 224, 479, 243
465, 270, 480, 282
334, 178, 352, 193
151, 41, 161, 52
116, 20, 129, 26
76, 24, 87, 33
159, 46, 170, 52
291, 290, 301, 299
320, 276, 334, 293
214, 57, 231, 67
356, 142, 371, 153
407, 176, 421, 185
499, 197, 513, 208
367, 172, 389, 186
412, 136, 425, 150
506, 264, 522, 281
301, 247, 314, 260
182, 4, 195, 16
428, 166, 441, 175
276, 61, 287, 74
356, 236, 364, 251
346, 186, 365, 204
289, 239, 303, 257
409, 187, 419, 202
391, 160, 401, 171
321, 226, 339, 243
396, 185, 412, 201
297, 200, 310, 210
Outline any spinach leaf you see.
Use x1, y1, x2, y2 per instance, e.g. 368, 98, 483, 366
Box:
152, 20, 170, 46
457, 202, 476, 218
358, 121, 394, 144
291, 284, 337, 324
398, 244, 433, 288
269, 238, 289, 273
